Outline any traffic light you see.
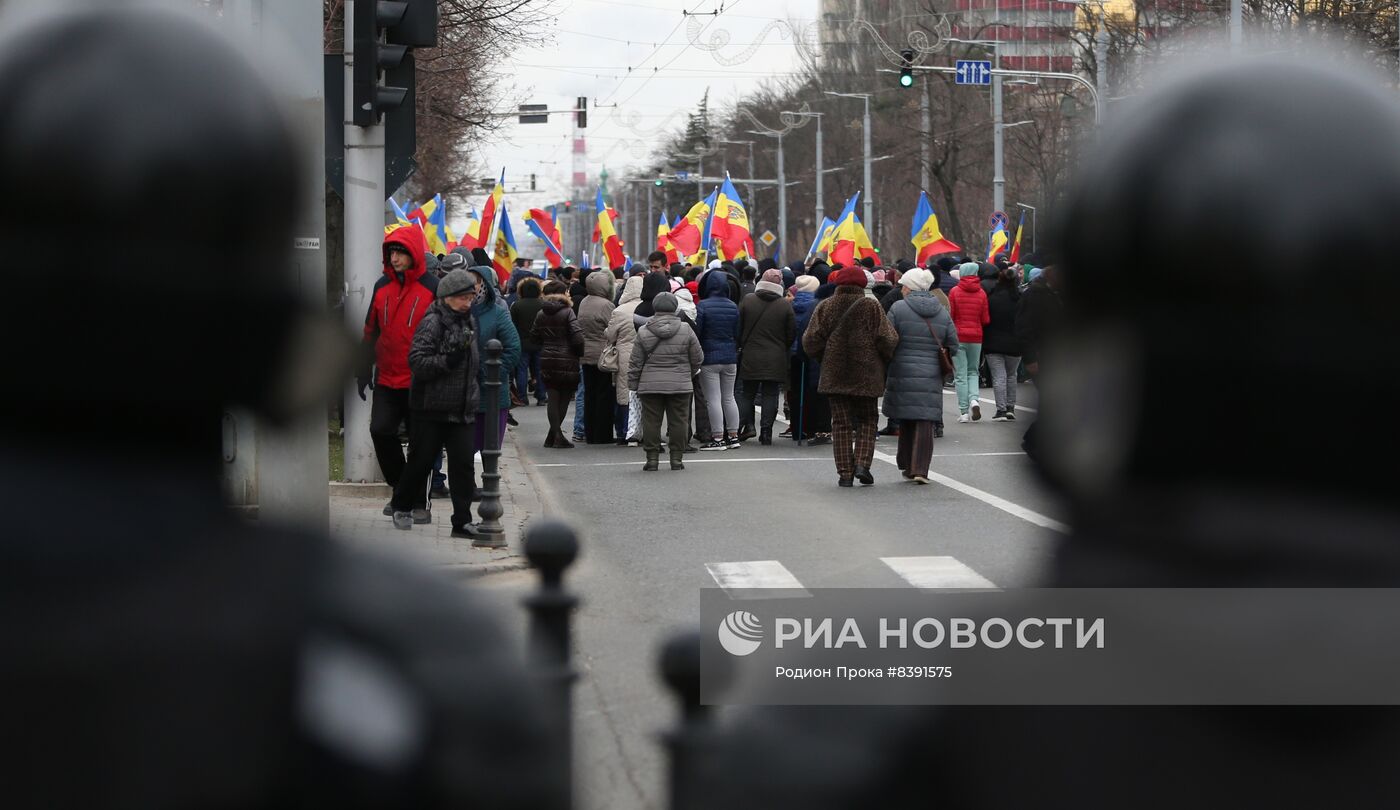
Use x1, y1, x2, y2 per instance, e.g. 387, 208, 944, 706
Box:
531, 173, 537, 190
654, 178, 665, 187
576, 97, 588, 128
899, 49, 915, 88
353, 1, 438, 127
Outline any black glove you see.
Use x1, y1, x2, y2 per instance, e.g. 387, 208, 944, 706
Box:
446, 347, 466, 368
356, 376, 373, 401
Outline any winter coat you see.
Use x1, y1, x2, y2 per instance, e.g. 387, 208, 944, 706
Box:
627, 313, 704, 395
531, 294, 584, 390
603, 276, 645, 406
407, 300, 480, 423
363, 225, 438, 389
737, 288, 795, 382
982, 283, 1023, 356
802, 286, 899, 398
1015, 276, 1062, 365
693, 270, 740, 365
949, 274, 991, 344
791, 290, 821, 385
464, 265, 521, 411
883, 292, 959, 422
632, 271, 672, 319
577, 270, 616, 365
510, 282, 545, 353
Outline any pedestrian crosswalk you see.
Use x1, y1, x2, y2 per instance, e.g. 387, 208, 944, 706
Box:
705, 556, 998, 597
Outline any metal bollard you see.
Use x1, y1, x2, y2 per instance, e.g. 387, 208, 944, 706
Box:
524, 520, 580, 810
659, 629, 719, 810
474, 338, 505, 548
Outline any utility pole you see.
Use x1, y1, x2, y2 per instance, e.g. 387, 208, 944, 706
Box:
747, 130, 787, 261
823, 92, 873, 229
783, 111, 824, 227
646, 182, 654, 256
342, 0, 385, 485
1230, 0, 1242, 52
920, 74, 931, 194
1095, 21, 1110, 124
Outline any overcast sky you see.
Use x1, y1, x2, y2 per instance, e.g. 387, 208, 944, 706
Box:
457, 0, 819, 231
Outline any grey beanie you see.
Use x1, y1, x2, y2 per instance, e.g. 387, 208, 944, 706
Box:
653, 291, 678, 313
437, 268, 477, 299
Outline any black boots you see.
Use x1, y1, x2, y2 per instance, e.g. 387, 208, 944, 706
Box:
854, 465, 875, 486
759, 427, 772, 446
643, 454, 659, 472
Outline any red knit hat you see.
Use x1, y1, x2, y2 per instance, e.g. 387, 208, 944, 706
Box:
832, 266, 868, 287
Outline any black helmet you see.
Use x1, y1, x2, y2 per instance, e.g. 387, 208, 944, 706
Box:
1042, 56, 1400, 505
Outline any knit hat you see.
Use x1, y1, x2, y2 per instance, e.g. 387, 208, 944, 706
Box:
437, 268, 478, 299
958, 261, 980, 279
863, 269, 875, 287
832, 266, 867, 287
707, 259, 723, 270
794, 275, 819, 293
899, 267, 935, 292
761, 268, 783, 284
653, 291, 678, 313
871, 270, 887, 283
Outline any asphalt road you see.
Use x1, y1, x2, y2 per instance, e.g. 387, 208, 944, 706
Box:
479, 382, 1064, 810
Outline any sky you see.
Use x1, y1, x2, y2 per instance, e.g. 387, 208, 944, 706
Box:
454, 0, 820, 235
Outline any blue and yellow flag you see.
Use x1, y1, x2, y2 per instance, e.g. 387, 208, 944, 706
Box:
829, 192, 862, 266
911, 191, 960, 265
806, 217, 835, 261
492, 201, 519, 284
712, 176, 752, 260
987, 220, 1008, 261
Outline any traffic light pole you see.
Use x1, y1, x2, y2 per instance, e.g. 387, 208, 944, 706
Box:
343, 0, 388, 484
647, 183, 655, 255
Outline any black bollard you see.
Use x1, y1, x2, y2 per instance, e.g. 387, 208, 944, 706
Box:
524, 521, 581, 810
474, 338, 505, 548
659, 629, 722, 810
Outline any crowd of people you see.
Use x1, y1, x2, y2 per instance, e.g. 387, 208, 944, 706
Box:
359, 234, 1063, 524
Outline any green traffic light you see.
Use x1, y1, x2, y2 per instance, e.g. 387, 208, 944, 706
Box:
899, 72, 914, 87
654, 179, 664, 186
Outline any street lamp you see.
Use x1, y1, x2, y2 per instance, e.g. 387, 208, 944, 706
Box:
781, 110, 824, 226
823, 91, 873, 231
746, 129, 786, 259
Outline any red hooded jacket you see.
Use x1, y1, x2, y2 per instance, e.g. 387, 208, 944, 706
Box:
364, 225, 439, 389
948, 274, 991, 344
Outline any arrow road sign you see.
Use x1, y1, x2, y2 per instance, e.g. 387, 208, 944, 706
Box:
675, 170, 691, 181
955, 59, 993, 86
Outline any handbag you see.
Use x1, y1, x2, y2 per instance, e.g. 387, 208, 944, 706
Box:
919, 316, 956, 376
599, 341, 620, 373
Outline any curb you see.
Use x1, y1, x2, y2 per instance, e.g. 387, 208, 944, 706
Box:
331, 481, 392, 498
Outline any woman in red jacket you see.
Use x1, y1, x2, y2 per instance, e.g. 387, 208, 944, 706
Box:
948, 262, 990, 422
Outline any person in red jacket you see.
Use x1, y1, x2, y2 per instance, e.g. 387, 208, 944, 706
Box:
948, 261, 990, 422
360, 224, 439, 514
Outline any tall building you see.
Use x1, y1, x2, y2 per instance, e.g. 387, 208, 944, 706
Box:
953, 0, 1077, 72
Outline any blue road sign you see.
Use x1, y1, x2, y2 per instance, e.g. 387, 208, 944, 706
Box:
675, 170, 691, 181
955, 60, 993, 86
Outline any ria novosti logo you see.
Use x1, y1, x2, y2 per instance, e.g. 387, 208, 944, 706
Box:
717, 610, 764, 656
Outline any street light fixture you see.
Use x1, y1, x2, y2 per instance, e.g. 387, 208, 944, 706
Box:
823, 91, 875, 231
941, 38, 1008, 214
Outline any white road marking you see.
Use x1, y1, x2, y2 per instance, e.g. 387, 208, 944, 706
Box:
774, 414, 1068, 534
705, 560, 812, 599
881, 556, 999, 589
531, 457, 827, 468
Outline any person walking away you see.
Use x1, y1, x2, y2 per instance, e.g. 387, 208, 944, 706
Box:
949, 261, 990, 422
788, 275, 830, 444
983, 263, 1023, 421
604, 274, 645, 445
510, 276, 547, 405
361, 224, 438, 516
461, 261, 520, 503
389, 269, 481, 537
531, 280, 584, 448
802, 266, 899, 487
736, 268, 795, 445
1014, 264, 1062, 460
628, 292, 704, 471
693, 269, 741, 450
577, 268, 617, 443
883, 268, 958, 483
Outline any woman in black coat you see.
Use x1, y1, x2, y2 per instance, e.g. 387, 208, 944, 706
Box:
982, 266, 1023, 421
530, 280, 584, 448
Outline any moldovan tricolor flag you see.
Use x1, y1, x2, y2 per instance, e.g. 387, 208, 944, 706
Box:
491, 201, 519, 285
806, 217, 835, 262
595, 187, 626, 269
1008, 211, 1025, 264
667, 189, 717, 263
987, 220, 1008, 262
711, 176, 752, 260
828, 192, 862, 267
657, 211, 680, 264
910, 191, 961, 265
524, 208, 564, 267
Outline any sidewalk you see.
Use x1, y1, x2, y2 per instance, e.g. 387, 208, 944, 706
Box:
329, 426, 547, 580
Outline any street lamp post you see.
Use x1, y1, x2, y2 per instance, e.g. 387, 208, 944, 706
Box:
747, 129, 786, 259
948, 38, 1006, 215
824, 91, 873, 230
781, 111, 824, 226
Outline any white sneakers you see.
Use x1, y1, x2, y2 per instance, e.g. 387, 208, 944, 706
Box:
958, 413, 972, 423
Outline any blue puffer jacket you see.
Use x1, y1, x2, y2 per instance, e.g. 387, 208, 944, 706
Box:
693, 270, 739, 365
